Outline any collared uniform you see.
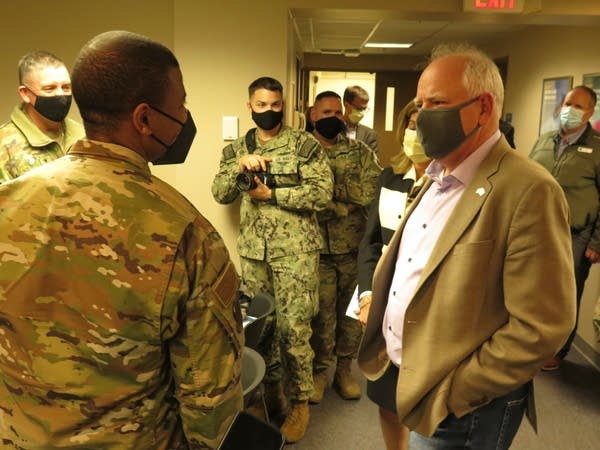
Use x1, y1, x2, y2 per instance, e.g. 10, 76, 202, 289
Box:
529, 123, 600, 357
312, 134, 381, 370
212, 125, 333, 401
0, 104, 84, 183
529, 125, 600, 249
0, 140, 243, 449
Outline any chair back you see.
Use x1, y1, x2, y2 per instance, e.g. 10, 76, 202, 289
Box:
241, 346, 266, 407
218, 410, 284, 450
244, 292, 275, 350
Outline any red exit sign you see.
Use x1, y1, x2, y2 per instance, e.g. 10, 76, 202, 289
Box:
464, 0, 525, 13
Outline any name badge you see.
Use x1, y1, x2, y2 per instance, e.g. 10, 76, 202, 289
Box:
577, 147, 593, 154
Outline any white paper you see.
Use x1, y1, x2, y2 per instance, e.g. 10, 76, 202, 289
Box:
345, 285, 360, 320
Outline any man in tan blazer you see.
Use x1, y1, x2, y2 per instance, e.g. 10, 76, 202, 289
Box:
357, 43, 576, 450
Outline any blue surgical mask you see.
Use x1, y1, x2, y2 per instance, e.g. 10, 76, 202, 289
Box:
559, 106, 585, 130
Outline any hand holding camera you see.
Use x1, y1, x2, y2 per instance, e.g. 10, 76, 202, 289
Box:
236, 155, 275, 201
238, 154, 272, 173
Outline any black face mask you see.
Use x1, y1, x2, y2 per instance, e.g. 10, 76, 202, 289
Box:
149, 106, 197, 165
32, 93, 72, 122
416, 96, 481, 160
315, 116, 345, 140
252, 109, 283, 131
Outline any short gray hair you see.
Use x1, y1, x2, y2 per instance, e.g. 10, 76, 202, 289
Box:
18, 51, 66, 85
430, 43, 504, 120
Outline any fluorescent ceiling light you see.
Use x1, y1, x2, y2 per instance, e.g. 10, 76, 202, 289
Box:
364, 42, 413, 49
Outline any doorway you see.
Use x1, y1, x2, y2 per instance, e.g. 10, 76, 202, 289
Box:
308, 71, 376, 128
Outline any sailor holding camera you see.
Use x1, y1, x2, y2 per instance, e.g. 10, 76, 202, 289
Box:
211, 77, 333, 443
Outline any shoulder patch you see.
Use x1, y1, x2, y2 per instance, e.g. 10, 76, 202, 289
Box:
298, 138, 318, 159
214, 261, 239, 308
222, 144, 236, 160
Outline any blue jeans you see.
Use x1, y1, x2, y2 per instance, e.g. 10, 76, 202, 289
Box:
409, 383, 529, 450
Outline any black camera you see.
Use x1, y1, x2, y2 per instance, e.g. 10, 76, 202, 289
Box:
235, 171, 275, 191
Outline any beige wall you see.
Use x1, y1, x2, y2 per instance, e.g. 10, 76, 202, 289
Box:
167, 0, 290, 269
0, 1, 174, 120
488, 26, 600, 156
0, 1, 598, 356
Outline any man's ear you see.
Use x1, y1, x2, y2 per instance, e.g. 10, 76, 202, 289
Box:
133, 103, 153, 134
18, 85, 32, 104
479, 93, 494, 126
310, 106, 318, 123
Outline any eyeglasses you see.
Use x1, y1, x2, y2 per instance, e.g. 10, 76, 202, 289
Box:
351, 104, 370, 113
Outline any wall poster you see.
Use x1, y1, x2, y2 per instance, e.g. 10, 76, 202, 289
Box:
539, 76, 573, 135
582, 73, 600, 132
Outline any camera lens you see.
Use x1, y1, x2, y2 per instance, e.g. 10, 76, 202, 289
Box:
235, 172, 257, 191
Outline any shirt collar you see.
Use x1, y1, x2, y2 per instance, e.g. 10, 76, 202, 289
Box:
426, 130, 501, 191
67, 139, 152, 176
559, 125, 587, 146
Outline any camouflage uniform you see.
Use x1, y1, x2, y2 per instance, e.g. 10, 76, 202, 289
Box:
212, 126, 333, 401
0, 140, 243, 449
0, 103, 84, 183
595, 296, 600, 342
312, 134, 381, 372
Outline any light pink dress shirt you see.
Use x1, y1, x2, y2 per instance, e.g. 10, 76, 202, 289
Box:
383, 131, 501, 366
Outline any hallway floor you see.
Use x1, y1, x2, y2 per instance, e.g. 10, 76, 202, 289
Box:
286, 348, 600, 449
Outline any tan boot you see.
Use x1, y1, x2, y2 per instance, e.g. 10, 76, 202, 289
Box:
309, 371, 328, 404
333, 357, 361, 400
263, 382, 287, 418
280, 400, 309, 443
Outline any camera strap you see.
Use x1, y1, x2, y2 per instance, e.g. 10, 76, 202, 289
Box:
245, 128, 257, 154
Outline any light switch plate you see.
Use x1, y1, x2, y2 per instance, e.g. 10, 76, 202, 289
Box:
222, 116, 238, 141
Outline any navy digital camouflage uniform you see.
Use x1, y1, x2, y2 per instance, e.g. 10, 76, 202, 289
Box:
212, 125, 333, 402
0, 103, 84, 183
311, 134, 381, 372
0, 139, 243, 449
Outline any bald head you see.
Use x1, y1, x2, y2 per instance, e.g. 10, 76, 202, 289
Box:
72, 30, 179, 132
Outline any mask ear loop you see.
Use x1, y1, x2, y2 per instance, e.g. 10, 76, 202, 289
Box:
463, 95, 485, 142
453, 97, 483, 152
147, 104, 186, 148
148, 104, 186, 126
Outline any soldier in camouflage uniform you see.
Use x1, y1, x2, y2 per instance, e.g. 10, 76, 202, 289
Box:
0, 31, 242, 449
211, 77, 333, 444
0, 50, 84, 183
308, 91, 381, 404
